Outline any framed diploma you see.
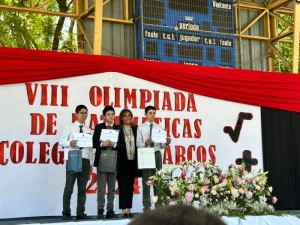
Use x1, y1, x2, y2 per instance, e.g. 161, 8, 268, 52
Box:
138, 148, 156, 169
74, 133, 93, 147
100, 129, 119, 142
151, 128, 167, 143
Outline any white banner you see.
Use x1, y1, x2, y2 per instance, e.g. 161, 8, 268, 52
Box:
0, 72, 262, 218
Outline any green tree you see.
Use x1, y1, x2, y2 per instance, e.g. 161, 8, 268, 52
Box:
0, 0, 76, 52
274, 14, 300, 73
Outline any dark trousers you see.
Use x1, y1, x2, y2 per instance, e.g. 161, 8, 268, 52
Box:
62, 158, 90, 216
142, 151, 162, 209
97, 171, 117, 212
118, 160, 136, 209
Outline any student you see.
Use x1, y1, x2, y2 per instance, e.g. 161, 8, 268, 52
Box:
93, 106, 120, 219
117, 109, 139, 218
59, 104, 94, 220
128, 204, 226, 225
136, 105, 171, 211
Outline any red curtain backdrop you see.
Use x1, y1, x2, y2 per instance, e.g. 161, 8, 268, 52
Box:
1, 47, 300, 113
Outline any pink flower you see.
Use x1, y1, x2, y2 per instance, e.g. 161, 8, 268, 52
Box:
239, 168, 244, 175
200, 186, 207, 194
272, 196, 278, 204
246, 191, 253, 199
238, 188, 245, 194
220, 174, 227, 180
185, 192, 194, 202
181, 169, 188, 179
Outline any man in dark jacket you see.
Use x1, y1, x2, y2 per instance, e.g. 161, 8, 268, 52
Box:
93, 106, 120, 219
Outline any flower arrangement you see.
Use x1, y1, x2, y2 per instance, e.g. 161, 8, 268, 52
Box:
148, 161, 278, 216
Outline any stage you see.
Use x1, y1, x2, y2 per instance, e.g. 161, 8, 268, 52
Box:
0, 214, 299, 225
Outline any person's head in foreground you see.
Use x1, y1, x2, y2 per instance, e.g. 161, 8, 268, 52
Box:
128, 204, 226, 225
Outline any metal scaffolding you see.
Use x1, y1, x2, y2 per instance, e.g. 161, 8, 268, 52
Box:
0, 0, 299, 73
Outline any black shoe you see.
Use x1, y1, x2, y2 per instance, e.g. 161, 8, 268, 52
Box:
97, 209, 104, 219
97, 214, 104, 219
128, 213, 134, 218
143, 208, 150, 212
106, 210, 117, 219
76, 213, 87, 220
62, 213, 71, 220
122, 213, 128, 218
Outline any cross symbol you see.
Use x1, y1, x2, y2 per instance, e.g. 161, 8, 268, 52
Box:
235, 150, 258, 172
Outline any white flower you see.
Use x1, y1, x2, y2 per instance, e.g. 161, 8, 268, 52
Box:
211, 189, 217, 195
151, 195, 158, 204
214, 177, 220, 184
230, 188, 239, 198
147, 162, 277, 216
268, 186, 273, 192
169, 201, 177, 205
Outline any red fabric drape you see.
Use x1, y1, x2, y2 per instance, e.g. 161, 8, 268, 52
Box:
0, 47, 300, 113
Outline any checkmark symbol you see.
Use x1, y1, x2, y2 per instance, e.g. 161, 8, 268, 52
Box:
223, 112, 253, 143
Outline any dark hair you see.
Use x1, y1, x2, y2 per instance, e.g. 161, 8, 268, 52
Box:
75, 105, 88, 114
145, 105, 156, 114
102, 106, 115, 116
128, 205, 226, 225
119, 108, 134, 126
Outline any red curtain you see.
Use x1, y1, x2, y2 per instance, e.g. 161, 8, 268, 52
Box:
1, 47, 300, 113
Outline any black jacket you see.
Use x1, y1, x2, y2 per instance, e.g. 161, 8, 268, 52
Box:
92, 123, 120, 167
117, 125, 141, 179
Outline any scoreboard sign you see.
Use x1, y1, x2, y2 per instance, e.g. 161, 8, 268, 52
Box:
136, 0, 235, 67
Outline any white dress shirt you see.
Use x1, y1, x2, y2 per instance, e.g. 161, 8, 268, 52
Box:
59, 121, 94, 164
137, 121, 166, 152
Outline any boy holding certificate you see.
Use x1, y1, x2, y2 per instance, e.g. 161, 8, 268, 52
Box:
59, 105, 94, 220
93, 106, 120, 219
137, 105, 171, 211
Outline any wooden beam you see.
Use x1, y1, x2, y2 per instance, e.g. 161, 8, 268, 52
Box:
239, 34, 270, 41
271, 30, 293, 42
269, 11, 293, 29
77, 4, 95, 19
77, 20, 93, 52
30, 0, 35, 8
267, 0, 292, 11
93, 0, 103, 55
292, 2, 300, 73
241, 10, 267, 34
0, 4, 77, 18
36, 0, 52, 9
236, 2, 266, 10
124, 0, 129, 20
268, 43, 292, 71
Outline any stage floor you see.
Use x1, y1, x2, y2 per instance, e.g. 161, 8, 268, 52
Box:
1, 212, 300, 225
0, 214, 133, 225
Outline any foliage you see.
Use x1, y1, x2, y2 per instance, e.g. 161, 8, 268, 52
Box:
0, 0, 77, 51
149, 161, 278, 216
274, 14, 300, 73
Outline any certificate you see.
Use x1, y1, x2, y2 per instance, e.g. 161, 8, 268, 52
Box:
138, 148, 156, 169
151, 128, 167, 143
100, 129, 119, 142
74, 133, 93, 148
